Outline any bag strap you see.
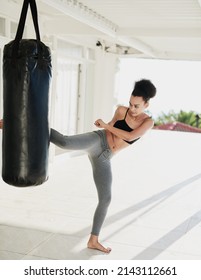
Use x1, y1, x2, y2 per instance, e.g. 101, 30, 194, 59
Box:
12, 0, 42, 61
15, 0, 41, 42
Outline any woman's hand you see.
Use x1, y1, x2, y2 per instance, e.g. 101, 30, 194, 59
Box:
94, 119, 107, 129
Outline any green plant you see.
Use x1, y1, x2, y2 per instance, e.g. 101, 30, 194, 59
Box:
154, 110, 201, 128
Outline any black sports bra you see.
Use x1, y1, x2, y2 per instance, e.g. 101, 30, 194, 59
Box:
113, 108, 140, 144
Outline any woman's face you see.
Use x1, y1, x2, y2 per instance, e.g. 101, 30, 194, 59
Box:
128, 95, 148, 117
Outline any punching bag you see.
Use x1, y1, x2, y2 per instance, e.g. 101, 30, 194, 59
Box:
2, 0, 52, 187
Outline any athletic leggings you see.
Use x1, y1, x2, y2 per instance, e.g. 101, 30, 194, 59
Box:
50, 128, 113, 236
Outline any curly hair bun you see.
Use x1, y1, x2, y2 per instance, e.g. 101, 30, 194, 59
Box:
132, 79, 156, 102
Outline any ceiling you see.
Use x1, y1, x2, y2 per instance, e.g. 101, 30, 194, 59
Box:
5, 0, 201, 60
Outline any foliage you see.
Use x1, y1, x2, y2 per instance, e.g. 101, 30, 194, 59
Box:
154, 110, 201, 128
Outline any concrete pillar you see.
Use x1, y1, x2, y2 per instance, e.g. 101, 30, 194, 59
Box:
92, 49, 117, 125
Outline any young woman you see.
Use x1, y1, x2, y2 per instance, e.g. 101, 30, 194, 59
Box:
50, 79, 156, 253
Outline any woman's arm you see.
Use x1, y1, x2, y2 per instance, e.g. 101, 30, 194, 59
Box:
106, 118, 154, 141
95, 111, 154, 142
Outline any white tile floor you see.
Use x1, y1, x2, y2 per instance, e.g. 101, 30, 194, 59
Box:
0, 130, 201, 260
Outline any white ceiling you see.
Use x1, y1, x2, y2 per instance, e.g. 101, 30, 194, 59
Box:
5, 0, 201, 60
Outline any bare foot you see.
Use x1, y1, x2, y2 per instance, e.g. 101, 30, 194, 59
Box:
87, 235, 111, 253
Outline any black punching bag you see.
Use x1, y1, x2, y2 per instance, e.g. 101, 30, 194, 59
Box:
2, 0, 52, 187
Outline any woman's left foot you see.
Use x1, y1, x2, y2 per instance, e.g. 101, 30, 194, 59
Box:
87, 240, 111, 253
87, 234, 111, 253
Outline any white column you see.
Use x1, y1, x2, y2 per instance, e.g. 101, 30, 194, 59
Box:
92, 49, 117, 124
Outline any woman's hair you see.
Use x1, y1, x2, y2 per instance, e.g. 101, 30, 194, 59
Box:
131, 79, 156, 103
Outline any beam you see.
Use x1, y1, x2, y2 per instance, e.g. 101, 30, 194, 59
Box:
117, 36, 156, 57
40, 0, 156, 57
40, 0, 118, 37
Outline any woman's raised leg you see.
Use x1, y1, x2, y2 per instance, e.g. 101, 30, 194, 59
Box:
50, 128, 99, 151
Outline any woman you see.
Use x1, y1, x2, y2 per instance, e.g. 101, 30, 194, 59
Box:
50, 78, 156, 253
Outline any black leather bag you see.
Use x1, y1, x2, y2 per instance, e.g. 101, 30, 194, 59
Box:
2, 0, 52, 187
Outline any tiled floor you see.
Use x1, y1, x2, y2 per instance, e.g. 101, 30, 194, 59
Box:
0, 130, 201, 260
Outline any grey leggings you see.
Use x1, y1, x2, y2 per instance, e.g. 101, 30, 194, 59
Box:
50, 128, 113, 236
